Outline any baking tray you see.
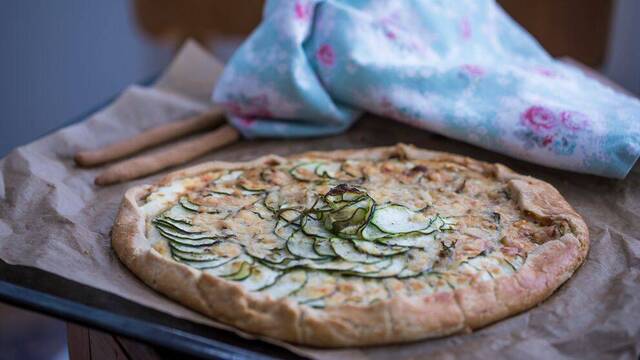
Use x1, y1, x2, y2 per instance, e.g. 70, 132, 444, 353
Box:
0, 74, 303, 359
0, 260, 303, 359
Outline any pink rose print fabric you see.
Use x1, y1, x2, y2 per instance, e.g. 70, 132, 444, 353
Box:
460, 16, 472, 40
214, 0, 640, 178
294, 0, 312, 21
316, 44, 335, 67
515, 106, 590, 156
522, 106, 558, 132
461, 64, 485, 77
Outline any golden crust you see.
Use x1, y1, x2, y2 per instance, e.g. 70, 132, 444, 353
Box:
112, 144, 589, 347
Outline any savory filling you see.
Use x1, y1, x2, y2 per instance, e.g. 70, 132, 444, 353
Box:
141, 158, 549, 308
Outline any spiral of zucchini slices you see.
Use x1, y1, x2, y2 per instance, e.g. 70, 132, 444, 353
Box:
147, 160, 524, 308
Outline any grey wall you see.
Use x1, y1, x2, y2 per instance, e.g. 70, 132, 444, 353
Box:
0, 0, 172, 157
603, 0, 640, 96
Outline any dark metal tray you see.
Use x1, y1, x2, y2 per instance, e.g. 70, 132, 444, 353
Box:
0, 260, 303, 359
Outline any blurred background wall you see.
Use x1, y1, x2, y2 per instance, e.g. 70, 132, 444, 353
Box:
0, 0, 638, 158
603, 0, 640, 95
0, 0, 173, 157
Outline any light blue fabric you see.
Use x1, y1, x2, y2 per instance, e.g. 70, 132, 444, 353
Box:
213, 0, 640, 178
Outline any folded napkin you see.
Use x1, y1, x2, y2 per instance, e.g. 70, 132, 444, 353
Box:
213, 0, 640, 178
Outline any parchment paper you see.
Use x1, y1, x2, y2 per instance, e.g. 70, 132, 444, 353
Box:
1, 41, 638, 360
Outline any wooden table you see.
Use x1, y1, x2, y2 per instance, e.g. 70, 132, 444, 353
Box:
67, 323, 182, 360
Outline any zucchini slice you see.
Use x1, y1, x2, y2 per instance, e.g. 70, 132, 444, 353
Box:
360, 223, 391, 240
328, 206, 370, 237
314, 162, 341, 178
156, 227, 219, 246
260, 257, 305, 270
171, 249, 224, 261
439, 216, 456, 231
264, 191, 281, 212
330, 238, 384, 264
417, 214, 455, 234
265, 257, 356, 271
377, 232, 437, 248
263, 191, 286, 213
179, 197, 220, 214
341, 191, 366, 202
274, 219, 298, 241
237, 263, 281, 291
172, 255, 237, 270
178, 196, 200, 212
370, 204, 433, 234
313, 238, 337, 257
259, 269, 308, 299
207, 184, 236, 197
351, 239, 408, 256
286, 231, 328, 260
173, 241, 242, 261
249, 201, 274, 220
311, 196, 332, 213
355, 255, 406, 278
278, 208, 302, 223
155, 218, 230, 239
168, 242, 213, 254
323, 184, 366, 204
153, 217, 204, 234
256, 248, 296, 265
420, 215, 444, 234
301, 215, 333, 238
206, 254, 254, 277
263, 248, 402, 274
238, 176, 267, 194
162, 205, 195, 224
322, 198, 374, 237
289, 272, 337, 303
244, 233, 291, 260
304, 258, 358, 271
346, 257, 393, 275
246, 232, 287, 252
223, 261, 252, 281
290, 162, 321, 181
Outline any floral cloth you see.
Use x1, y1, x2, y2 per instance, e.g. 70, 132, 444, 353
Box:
213, 0, 640, 178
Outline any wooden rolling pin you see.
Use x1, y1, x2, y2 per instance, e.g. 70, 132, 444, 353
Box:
74, 108, 225, 167
94, 124, 240, 186
73, 107, 242, 185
